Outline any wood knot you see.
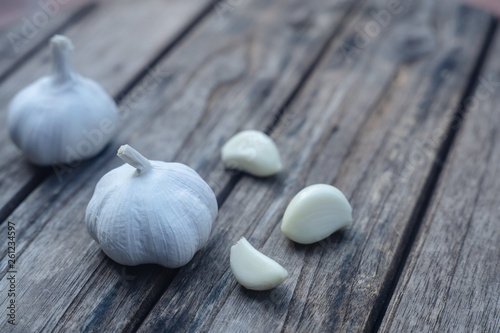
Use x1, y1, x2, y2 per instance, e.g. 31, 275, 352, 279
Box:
392, 26, 436, 63
287, 11, 314, 32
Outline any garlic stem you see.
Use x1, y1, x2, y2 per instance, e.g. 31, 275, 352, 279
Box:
117, 145, 152, 175
50, 35, 75, 83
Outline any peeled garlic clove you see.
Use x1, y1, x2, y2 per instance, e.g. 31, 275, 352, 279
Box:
230, 237, 288, 291
221, 130, 282, 177
281, 184, 352, 244
8, 35, 119, 166
85, 145, 217, 268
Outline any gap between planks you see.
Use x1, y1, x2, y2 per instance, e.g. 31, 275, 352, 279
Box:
379, 20, 500, 331
371, 18, 499, 333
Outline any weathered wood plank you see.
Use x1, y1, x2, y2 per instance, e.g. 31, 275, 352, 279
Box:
137, 2, 497, 332
0, 0, 213, 222
0, 1, 91, 80
0, 0, 367, 331
379, 29, 500, 333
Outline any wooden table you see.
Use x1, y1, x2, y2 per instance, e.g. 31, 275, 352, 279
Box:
1, 0, 499, 332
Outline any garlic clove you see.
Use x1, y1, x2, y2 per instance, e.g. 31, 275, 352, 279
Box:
8, 34, 119, 166
281, 184, 353, 244
221, 130, 282, 177
230, 237, 288, 290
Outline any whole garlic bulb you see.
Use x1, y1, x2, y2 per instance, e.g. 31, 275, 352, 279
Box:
8, 35, 119, 166
86, 145, 218, 268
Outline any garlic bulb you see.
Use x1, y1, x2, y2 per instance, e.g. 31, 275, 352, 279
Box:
221, 130, 282, 177
230, 237, 288, 290
85, 145, 218, 268
281, 184, 352, 244
8, 35, 119, 166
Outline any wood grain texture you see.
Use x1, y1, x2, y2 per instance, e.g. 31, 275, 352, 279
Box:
379, 29, 500, 333
137, 1, 496, 332
0, 0, 367, 331
0, 0, 212, 222
0, 0, 496, 332
0, 2, 90, 80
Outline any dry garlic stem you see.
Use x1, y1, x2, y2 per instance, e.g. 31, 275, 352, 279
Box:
221, 130, 282, 177
117, 144, 152, 174
281, 184, 353, 244
230, 237, 288, 291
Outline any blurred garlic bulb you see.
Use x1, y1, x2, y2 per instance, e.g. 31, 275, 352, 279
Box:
86, 145, 218, 268
221, 130, 282, 177
8, 34, 119, 166
281, 184, 352, 244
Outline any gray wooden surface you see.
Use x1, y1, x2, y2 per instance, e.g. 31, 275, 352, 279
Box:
380, 28, 500, 333
0, 0, 498, 332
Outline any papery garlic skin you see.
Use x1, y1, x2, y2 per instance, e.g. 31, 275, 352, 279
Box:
281, 184, 352, 244
221, 130, 282, 177
8, 35, 118, 166
230, 237, 288, 291
86, 145, 218, 268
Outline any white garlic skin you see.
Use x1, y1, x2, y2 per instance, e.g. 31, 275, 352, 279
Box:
8, 35, 118, 166
221, 130, 282, 177
86, 145, 218, 268
281, 184, 352, 244
230, 237, 288, 291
